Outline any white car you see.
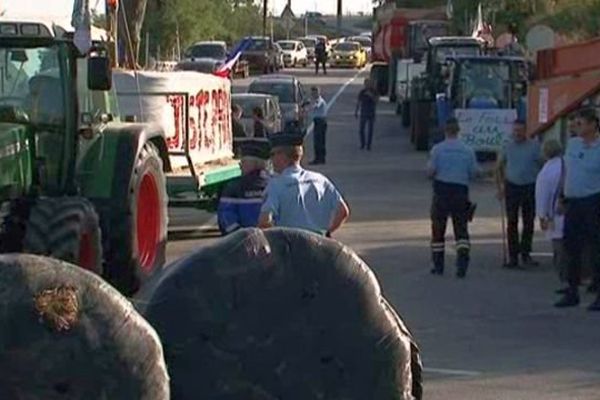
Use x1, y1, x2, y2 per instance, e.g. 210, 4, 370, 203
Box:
276, 40, 308, 68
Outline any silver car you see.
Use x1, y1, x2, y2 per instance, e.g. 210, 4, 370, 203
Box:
247, 75, 309, 133
232, 93, 282, 137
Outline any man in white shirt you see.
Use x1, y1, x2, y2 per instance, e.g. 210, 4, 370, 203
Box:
535, 139, 566, 292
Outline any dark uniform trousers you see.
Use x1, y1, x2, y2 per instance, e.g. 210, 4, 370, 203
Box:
315, 56, 327, 74
504, 181, 535, 262
564, 192, 600, 290
313, 118, 327, 163
430, 181, 470, 271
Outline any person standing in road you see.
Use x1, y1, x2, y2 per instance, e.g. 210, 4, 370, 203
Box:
315, 38, 327, 75
355, 78, 379, 151
258, 133, 350, 237
496, 119, 542, 269
555, 108, 600, 310
428, 118, 480, 278
535, 139, 567, 293
308, 86, 328, 165
252, 107, 268, 138
217, 140, 270, 235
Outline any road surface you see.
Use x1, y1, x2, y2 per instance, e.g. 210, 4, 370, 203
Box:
166, 67, 600, 399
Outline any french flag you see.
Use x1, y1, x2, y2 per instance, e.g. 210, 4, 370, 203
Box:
214, 37, 254, 78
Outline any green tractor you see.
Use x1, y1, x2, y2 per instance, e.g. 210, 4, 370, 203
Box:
0, 21, 238, 294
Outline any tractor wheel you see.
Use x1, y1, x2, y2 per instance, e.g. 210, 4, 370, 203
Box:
23, 197, 103, 275
0, 199, 30, 253
103, 141, 167, 295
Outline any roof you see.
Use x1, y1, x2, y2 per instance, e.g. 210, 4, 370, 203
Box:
251, 74, 296, 83
447, 55, 526, 62
277, 40, 301, 44
428, 37, 482, 46
232, 93, 277, 100
190, 41, 226, 47
0, 15, 108, 41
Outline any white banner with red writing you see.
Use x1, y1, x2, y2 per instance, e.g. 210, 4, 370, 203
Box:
113, 70, 233, 171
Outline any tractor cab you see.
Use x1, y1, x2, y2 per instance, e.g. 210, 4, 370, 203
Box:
436, 55, 528, 126
0, 20, 114, 196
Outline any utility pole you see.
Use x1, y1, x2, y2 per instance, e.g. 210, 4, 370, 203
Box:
263, 0, 268, 37
336, 0, 342, 37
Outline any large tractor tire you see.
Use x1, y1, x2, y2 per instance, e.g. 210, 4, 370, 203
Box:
140, 228, 422, 400
22, 197, 103, 275
0, 254, 169, 400
102, 141, 168, 295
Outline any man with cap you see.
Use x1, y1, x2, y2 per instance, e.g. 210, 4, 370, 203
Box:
496, 119, 542, 269
258, 133, 350, 236
555, 107, 600, 310
428, 117, 480, 278
217, 139, 270, 235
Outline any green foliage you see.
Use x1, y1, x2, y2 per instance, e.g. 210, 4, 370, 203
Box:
143, 0, 265, 60
544, 0, 600, 39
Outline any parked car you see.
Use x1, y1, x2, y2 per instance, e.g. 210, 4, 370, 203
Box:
240, 37, 279, 74
247, 75, 309, 133
182, 41, 249, 78
232, 93, 282, 137
276, 40, 308, 68
298, 37, 317, 63
348, 35, 372, 60
330, 41, 368, 68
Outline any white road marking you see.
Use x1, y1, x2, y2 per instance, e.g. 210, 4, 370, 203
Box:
306, 66, 368, 136
530, 252, 553, 257
424, 367, 482, 377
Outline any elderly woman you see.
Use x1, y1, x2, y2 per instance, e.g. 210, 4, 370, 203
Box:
535, 139, 566, 292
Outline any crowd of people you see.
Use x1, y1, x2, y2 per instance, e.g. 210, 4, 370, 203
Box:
428, 108, 600, 311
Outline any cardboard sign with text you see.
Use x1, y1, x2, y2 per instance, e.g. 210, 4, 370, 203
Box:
455, 109, 517, 152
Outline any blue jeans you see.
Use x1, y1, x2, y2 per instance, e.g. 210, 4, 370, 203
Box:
359, 115, 375, 149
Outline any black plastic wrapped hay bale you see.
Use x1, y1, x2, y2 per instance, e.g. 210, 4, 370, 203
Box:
0, 254, 169, 400
140, 228, 422, 400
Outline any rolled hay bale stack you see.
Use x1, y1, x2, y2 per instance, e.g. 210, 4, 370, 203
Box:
140, 228, 422, 400
0, 254, 169, 400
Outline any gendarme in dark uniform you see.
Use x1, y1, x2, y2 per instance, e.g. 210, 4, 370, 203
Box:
217, 140, 270, 235
428, 118, 479, 278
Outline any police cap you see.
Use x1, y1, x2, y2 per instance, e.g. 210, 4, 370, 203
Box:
268, 132, 305, 148
240, 139, 271, 160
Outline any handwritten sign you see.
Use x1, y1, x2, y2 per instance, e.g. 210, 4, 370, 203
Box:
455, 109, 517, 152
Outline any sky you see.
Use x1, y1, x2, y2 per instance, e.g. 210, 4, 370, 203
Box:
1, 0, 373, 21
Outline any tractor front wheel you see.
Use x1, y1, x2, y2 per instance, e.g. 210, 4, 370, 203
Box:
103, 141, 168, 295
23, 197, 103, 274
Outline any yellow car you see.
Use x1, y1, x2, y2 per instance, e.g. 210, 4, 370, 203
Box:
331, 41, 367, 68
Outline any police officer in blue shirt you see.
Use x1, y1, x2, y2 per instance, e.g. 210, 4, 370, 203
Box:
428, 118, 480, 278
555, 108, 600, 310
496, 119, 542, 269
258, 133, 350, 236
308, 86, 329, 165
217, 140, 270, 235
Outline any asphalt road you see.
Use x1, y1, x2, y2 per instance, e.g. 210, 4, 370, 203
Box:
166, 67, 600, 399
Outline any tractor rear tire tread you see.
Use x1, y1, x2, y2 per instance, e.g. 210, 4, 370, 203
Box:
23, 197, 103, 275
101, 141, 167, 295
